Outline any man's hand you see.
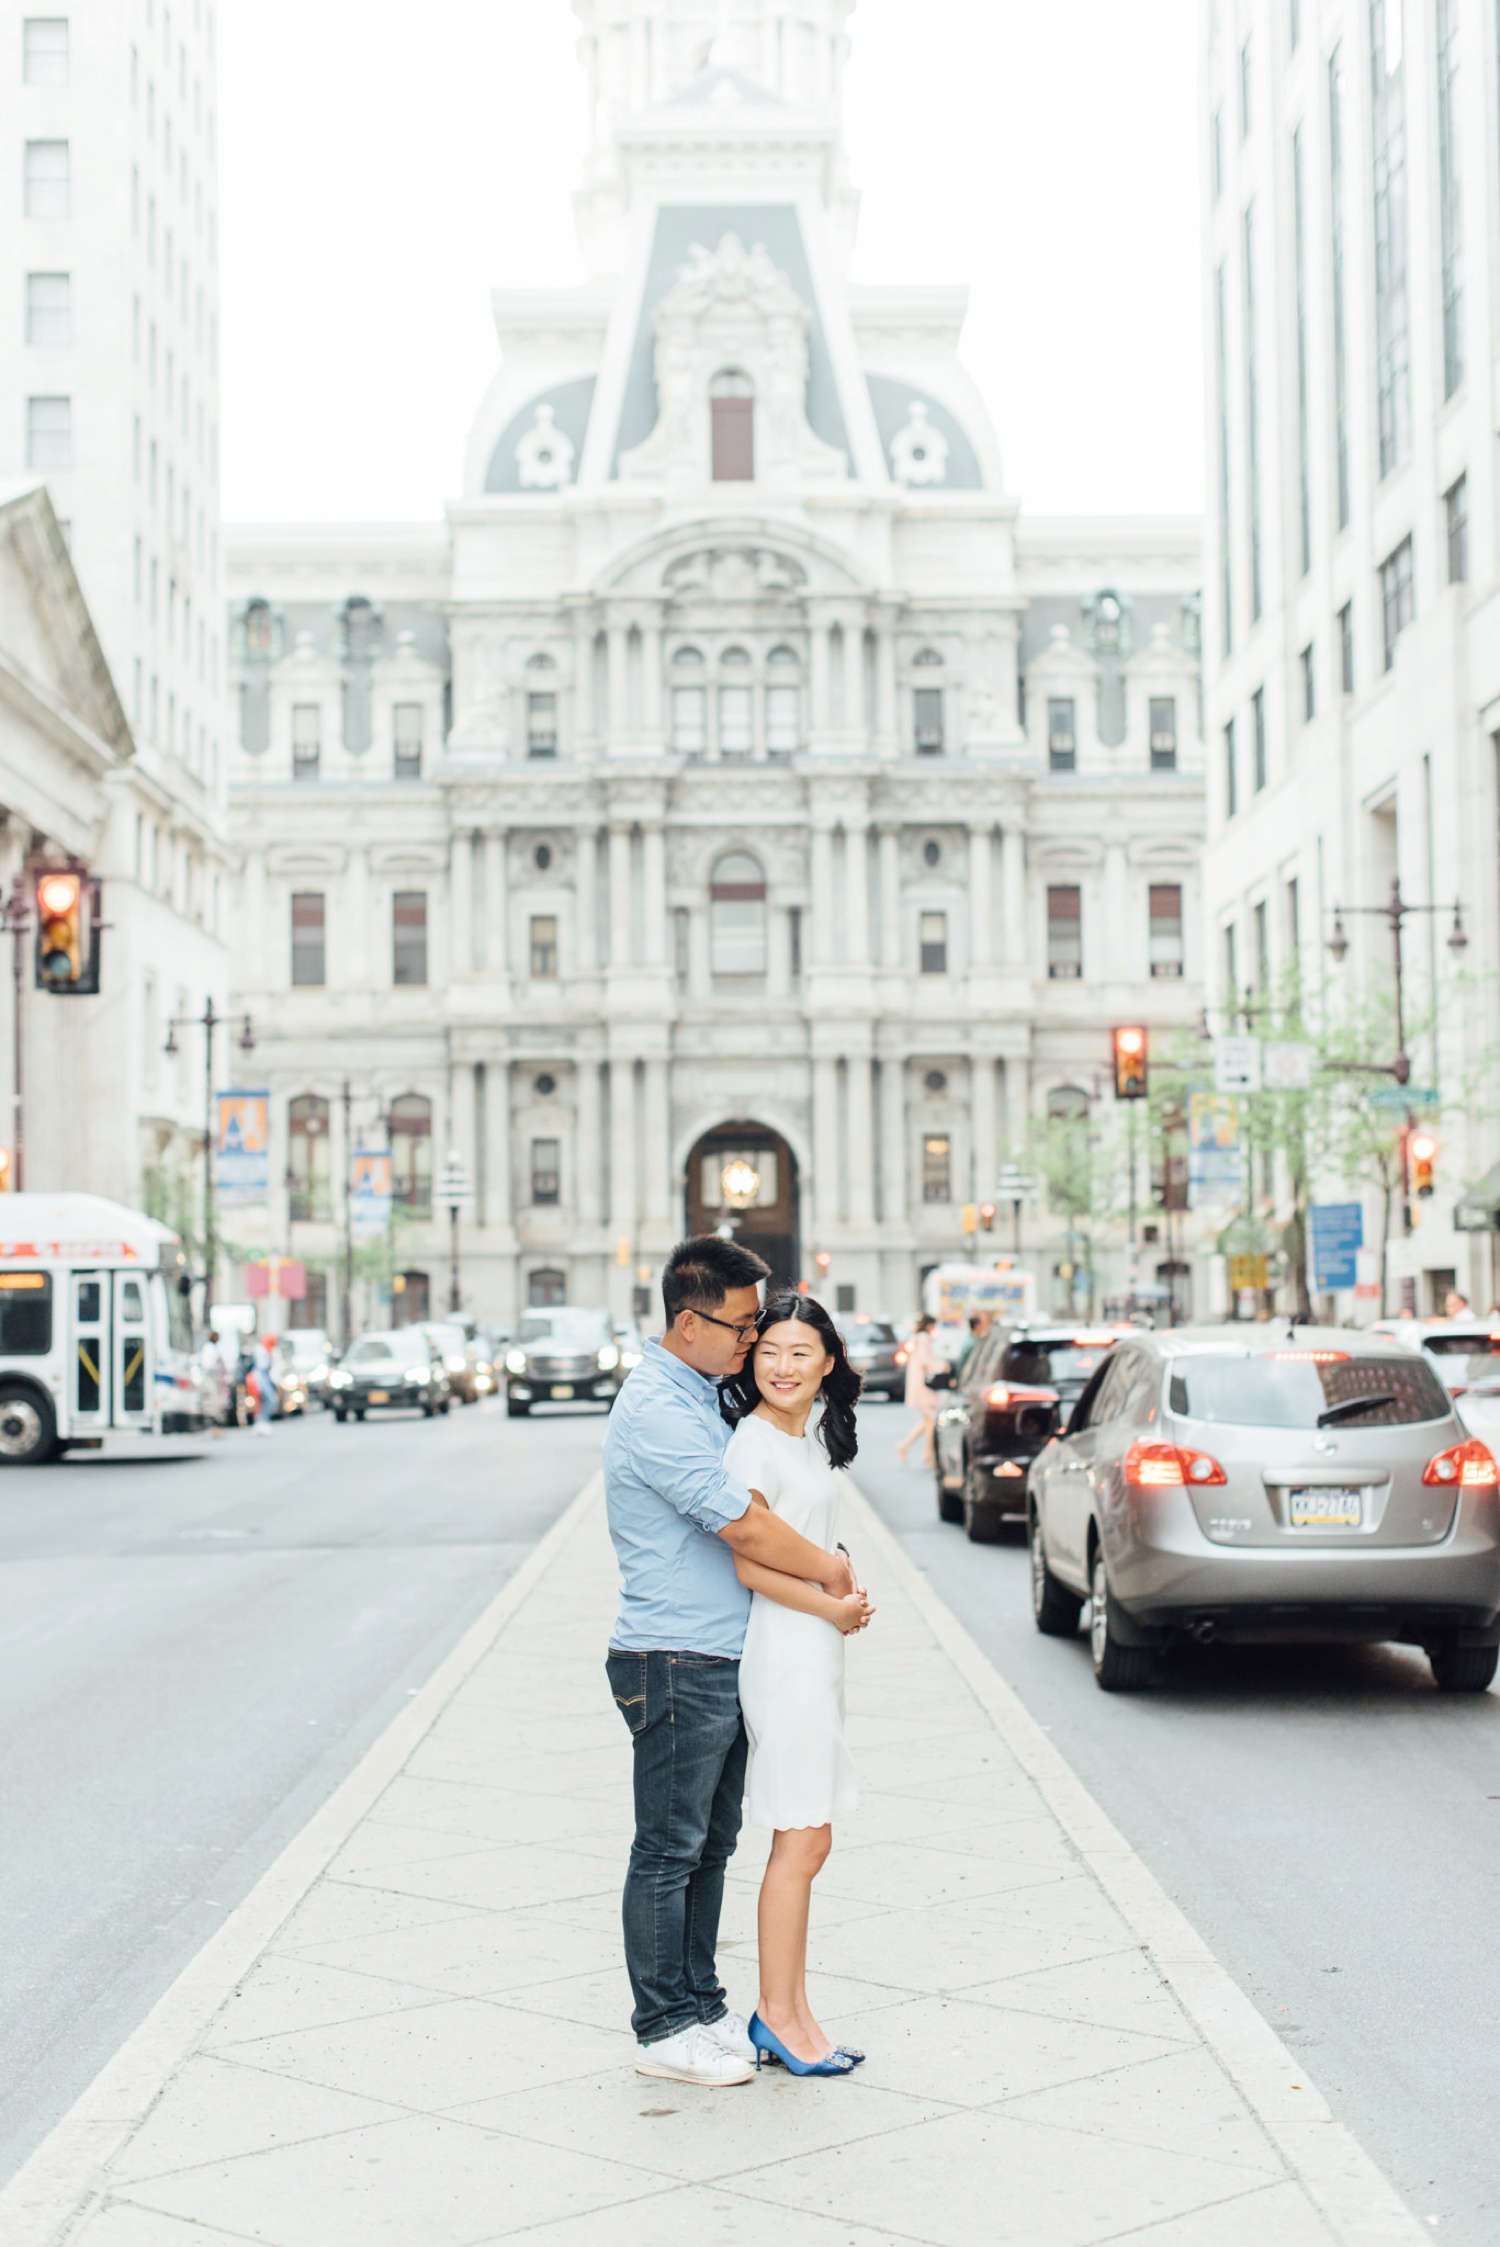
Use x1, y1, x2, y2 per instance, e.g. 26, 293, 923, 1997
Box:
819, 1548, 857, 1600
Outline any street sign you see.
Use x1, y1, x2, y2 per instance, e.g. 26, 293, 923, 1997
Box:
1367, 1085, 1439, 1111
1229, 1255, 1268, 1293
1214, 1037, 1262, 1093
350, 1150, 393, 1239
214, 1091, 270, 1205
435, 1151, 473, 1212
246, 1257, 306, 1301
1263, 1041, 1314, 1091
1310, 1201, 1364, 1292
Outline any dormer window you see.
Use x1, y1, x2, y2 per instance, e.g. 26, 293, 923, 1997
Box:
711, 370, 754, 482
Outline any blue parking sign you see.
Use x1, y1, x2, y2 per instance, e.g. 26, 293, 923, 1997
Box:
1310, 1202, 1363, 1292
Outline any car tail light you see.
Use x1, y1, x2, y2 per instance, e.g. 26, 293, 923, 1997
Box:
1124, 1440, 1227, 1489
1423, 1438, 1500, 1488
992, 1460, 1025, 1478
1269, 1350, 1350, 1362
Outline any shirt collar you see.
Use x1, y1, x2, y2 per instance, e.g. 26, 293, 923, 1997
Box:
645, 1336, 722, 1403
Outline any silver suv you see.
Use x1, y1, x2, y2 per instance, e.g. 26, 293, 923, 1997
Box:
1028, 1325, 1500, 1693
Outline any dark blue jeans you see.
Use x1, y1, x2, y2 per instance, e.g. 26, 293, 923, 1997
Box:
606, 1648, 747, 2045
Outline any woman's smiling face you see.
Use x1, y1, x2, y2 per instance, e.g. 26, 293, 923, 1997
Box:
753, 1319, 834, 1417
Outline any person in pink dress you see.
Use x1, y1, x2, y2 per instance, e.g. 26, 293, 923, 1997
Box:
895, 1313, 942, 1468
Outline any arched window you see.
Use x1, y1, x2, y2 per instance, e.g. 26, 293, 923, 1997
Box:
342, 596, 380, 657
244, 599, 273, 656
389, 1093, 432, 1211
718, 647, 754, 758
393, 1270, 430, 1326
287, 1094, 330, 1222
528, 1266, 567, 1308
711, 370, 754, 482
710, 851, 768, 976
671, 647, 707, 755
766, 645, 802, 757
913, 647, 945, 755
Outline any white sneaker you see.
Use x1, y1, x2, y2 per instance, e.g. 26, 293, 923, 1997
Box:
636, 2022, 754, 2086
700, 2008, 757, 2066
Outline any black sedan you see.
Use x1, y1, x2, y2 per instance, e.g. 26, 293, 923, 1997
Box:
837, 1315, 904, 1400
935, 1325, 1124, 1540
327, 1329, 454, 1420
504, 1307, 624, 1416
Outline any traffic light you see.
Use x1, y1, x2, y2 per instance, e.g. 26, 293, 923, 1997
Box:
979, 1202, 996, 1232
34, 869, 99, 994
1112, 1024, 1148, 1100
1409, 1129, 1437, 1199
0, 1148, 12, 1192
815, 1250, 832, 1274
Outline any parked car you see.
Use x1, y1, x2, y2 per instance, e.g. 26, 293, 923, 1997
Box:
935, 1326, 1125, 1536
613, 1323, 649, 1374
419, 1320, 484, 1403
503, 1307, 624, 1415
279, 1328, 333, 1410
1371, 1319, 1500, 1447
327, 1329, 453, 1420
1027, 1324, 1500, 1693
836, 1315, 904, 1401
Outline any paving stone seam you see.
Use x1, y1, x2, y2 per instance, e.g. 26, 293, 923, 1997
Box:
0, 1472, 603, 2247
841, 1479, 1426, 2247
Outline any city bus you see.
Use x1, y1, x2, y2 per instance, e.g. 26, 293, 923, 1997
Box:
0, 1194, 210, 1463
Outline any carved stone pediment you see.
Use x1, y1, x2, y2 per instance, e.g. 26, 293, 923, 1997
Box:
663, 545, 808, 602
619, 234, 847, 492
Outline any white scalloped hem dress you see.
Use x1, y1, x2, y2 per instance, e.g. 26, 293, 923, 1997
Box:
726, 1412, 859, 1832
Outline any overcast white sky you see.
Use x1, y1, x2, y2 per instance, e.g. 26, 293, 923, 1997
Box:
218, 0, 1205, 526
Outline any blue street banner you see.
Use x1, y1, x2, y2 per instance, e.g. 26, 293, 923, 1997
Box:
1188, 1092, 1243, 1210
214, 1090, 270, 1205
1310, 1202, 1364, 1292
350, 1149, 393, 1239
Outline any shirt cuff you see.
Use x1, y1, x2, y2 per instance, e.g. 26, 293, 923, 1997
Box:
696, 1471, 754, 1534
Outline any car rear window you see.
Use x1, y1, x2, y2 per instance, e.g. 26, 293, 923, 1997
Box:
518, 1311, 610, 1344
1169, 1352, 1451, 1429
1424, 1335, 1500, 1383
840, 1321, 896, 1344
1003, 1340, 1114, 1387
349, 1332, 426, 1365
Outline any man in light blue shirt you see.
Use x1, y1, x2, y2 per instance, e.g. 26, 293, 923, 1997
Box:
604, 1236, 854, 2087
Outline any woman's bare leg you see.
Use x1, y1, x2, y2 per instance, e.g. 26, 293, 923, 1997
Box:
758, 1825, 834, 2062
895, 1410, 922, 1462
920, 1409, 937, 1467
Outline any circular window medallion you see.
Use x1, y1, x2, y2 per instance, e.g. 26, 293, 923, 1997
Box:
534, 843, 553, 871
535, 1074, 557, 1098
924, 1070, 948, 1095
922, 839, 942, 868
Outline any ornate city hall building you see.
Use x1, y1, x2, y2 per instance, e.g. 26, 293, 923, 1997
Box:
226, 0, 1206, 1330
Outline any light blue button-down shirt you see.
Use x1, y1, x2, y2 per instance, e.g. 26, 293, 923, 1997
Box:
603, 1338, 754, 1658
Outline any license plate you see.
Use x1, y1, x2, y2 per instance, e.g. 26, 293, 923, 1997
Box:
366, 1390, 389, 1405
1288, 1486, 1363, 1528
552, 1384, 575, 1400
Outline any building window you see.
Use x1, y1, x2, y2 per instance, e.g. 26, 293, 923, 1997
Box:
1243, 201, 1262, 623
1211, 106, 1223, 199
1224, 718, 1238, 818
528, 1266, 567, 1308
1254, 898, 1271, 987
1292, 127, 1311, 575
1223, 921, 1239, 1010
526, 691, 557, 758
919, 911, 948, 975
1149, 885, 1184, 978
1436, 0, 1463, 401
922, 1135, 952, 1205
1215, 261, 1233, 651
25, 271, 70, 346
530, 914, 558, 979
1370, 0, 1411, 478
24, 139, 69, 218
1338, 601, 1354, 692
1239, 35, 1252, 136
788, 904, 803, 981
245, 599, 273, 655
1329, 47, 1350, 528
389, 1093, 432, 1209
710, 852, 767, 977
23, 18, 68, 82
1445, 474, 1468, 585
1047, 885, 1082, 979
1148, 697, 1177, 771
287, 1095, 331, 1222
672, 686, 707, 755
392, 891, 428, 986
290, 891, 325, 987
766, 681, 800, 756
291, 703, 321, 782
25, 394, 70, 470
710, 369, 754, 481
913, 686, 944, 755
718, 670, 754, 758
673, 905, 690, 989
393, 1271, 430, 1325
1251, 686, 1267, 791
1379, 535, 1414, 670
1047, 697, 1077, 772
530, 1139, 561, 1206
393, 702, 423, 780
1300, 642, 1316, 721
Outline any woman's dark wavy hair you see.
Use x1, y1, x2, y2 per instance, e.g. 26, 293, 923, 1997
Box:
721, 1289, 862, 1470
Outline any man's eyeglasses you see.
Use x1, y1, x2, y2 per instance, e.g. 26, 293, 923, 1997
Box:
692, 1308, 758, 1344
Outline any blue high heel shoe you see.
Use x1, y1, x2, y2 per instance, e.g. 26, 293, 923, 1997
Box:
749, 2012, 855, 2076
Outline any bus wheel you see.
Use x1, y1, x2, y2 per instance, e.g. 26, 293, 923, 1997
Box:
0, 1385, 57, 1464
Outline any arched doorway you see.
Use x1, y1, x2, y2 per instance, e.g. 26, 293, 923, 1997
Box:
685, 1123, 799, 1288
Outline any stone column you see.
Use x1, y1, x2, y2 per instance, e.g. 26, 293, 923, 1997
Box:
881, 1053, 907, 1225
845, 826, 870, 964
607, 626, 629, 747
572, 615, 594, 746
644, 1057, 671, 1226
809, 623, 830, 737
576, 1054, 603, 1226
971, 1053, 996, 1200
878, 825, 901, 968
485, 830, 508, 973
449, 1059, 477, 1245
344, 845, 369, 988
969, 824, 993, 968
878, 630, 900, 754
575, 826, 597, 974
487, 1060, 513, 1226
449, 829, 472, 976
641, 623, 664, 745
809, 824, 835, 963
1001, 824, 1027, 964
847, 1055, 874, 1223
609, 1059, 638, 1235
609, 825, 632, 966
812, 1056, 839, 1237
642, 824, 667, 966
1104, 842, 1128, 975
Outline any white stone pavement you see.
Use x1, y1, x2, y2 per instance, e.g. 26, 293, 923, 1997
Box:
3, 1473, 1427, 2247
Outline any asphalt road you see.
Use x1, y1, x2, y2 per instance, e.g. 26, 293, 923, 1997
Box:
852, 1396, 1500, 2247
0, 1396, 604, 2187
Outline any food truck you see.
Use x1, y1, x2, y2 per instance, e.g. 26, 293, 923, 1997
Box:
0, 1194, 209, 1462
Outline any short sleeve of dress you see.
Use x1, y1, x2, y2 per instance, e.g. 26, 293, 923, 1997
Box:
724, 1415, 781, 1511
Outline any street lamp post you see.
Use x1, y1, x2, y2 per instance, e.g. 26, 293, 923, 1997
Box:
435, 1150, 472, 1314
164, 1000, 255, 1306
0, 875, 29, 1187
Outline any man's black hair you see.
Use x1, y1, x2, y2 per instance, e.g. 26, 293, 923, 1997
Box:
662, 1235, 770, 1327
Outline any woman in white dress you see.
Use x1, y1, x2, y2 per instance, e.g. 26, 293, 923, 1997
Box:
722, 1292, 874, 2077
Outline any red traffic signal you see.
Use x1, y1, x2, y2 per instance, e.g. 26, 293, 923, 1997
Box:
1409, 1129, 1437, 1199
1112, 1024, 1148, 1100
979, 1202, 996, 1231
814, 1250, 832, 1273
34, 869, 99, 994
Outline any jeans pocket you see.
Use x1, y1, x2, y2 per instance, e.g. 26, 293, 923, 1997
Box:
607, 1653, 649, 1735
